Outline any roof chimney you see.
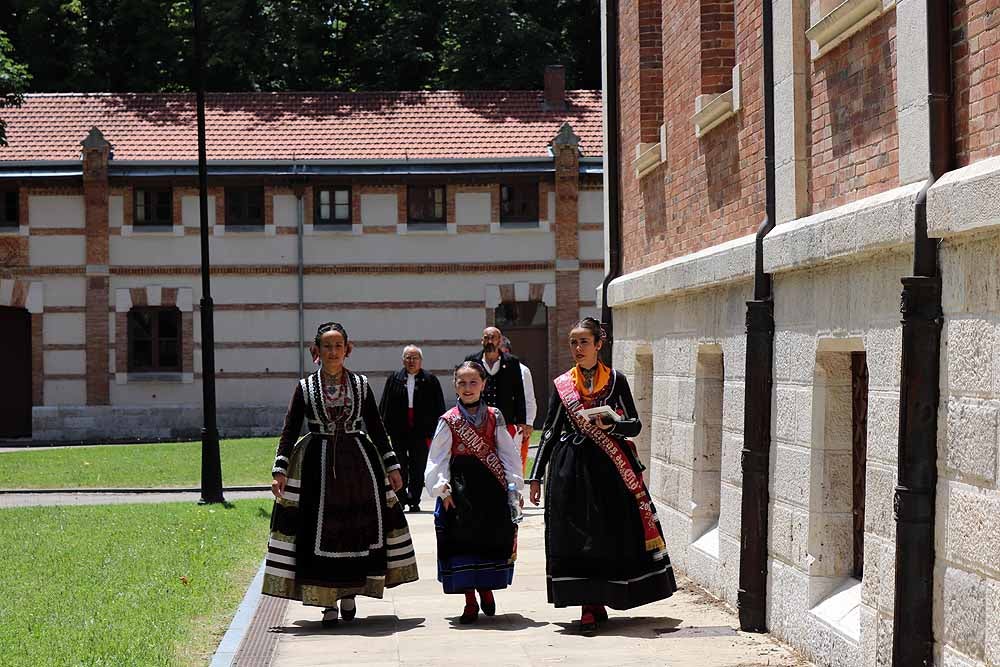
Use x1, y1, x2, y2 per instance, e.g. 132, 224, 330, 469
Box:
544, 65, 566, 111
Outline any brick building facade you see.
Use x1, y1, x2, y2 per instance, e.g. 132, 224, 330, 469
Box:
608, 1, 1000, 666
0, 71, 604, 442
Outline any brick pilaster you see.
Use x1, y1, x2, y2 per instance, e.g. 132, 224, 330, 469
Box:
82, 127, 111, 405
550, 123, 581, 374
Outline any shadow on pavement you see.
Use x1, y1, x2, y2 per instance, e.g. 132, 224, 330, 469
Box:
273, 615, 426, 637
552, 615, 683, 638
445, 612, 550, 631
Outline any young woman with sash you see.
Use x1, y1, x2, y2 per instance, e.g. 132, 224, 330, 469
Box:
528, 317, 677, 635
425, 361, 525, 624
264, 322, 418, 627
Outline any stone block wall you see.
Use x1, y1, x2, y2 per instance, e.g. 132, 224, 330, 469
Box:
765, 249, 908, 667
30, 404, 287, 444
932, 175, 1000, 666
613, 279, 751, 608
611, 161, 1000, 666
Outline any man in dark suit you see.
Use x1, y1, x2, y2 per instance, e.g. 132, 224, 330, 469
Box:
379, 345, 446, 512
464, 326, 527, 438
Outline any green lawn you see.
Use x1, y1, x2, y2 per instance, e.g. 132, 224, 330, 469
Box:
0, 438, 276, 490
0, 499, 272, 666
0, 431, 542, 491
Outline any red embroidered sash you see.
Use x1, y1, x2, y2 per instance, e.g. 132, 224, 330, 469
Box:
553, 371, 666, 553
443, 407, 508, 490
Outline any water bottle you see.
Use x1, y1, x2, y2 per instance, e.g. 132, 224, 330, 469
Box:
508, 482, 523, 524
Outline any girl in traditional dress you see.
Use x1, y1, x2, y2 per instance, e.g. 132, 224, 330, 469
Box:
425, 361, 524, 624
263, 322, 418, 627
528, 317, 677, 635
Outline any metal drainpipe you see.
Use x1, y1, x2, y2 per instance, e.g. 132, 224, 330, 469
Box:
293, 168, 306, 379
737, 0, 777, 633
599, 0, 621, 366
891, 1, 951, 664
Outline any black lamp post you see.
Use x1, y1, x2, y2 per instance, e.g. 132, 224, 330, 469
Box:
193, 0, 224, 504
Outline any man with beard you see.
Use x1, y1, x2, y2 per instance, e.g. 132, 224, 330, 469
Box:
464, 327, 527, 439
379, 345, 446, 512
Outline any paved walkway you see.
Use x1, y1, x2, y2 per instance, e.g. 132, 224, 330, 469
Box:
263, 505, 810, 667
0, 490, 271, 508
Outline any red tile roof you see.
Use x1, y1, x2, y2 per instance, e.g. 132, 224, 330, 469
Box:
0, 91, 603, 163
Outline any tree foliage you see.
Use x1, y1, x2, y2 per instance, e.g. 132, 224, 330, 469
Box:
0, 27, 31, 145
1, 0, 601, 93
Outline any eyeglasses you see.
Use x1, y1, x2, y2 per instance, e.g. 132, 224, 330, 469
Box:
403, 356, 421, 362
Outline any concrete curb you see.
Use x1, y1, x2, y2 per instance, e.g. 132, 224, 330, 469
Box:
210, 559, 267, 667
0, 485, 271, 495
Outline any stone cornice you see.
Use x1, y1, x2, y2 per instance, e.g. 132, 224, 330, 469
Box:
606, 234, 756, 308
764, 182, 919, 273
927, 155, 1000, 240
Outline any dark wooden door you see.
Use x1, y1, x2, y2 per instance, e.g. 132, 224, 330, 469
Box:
505, 326, 549, 427
496, 301, 549, 428
852, 351, 869, 579
0, 306, 31, 438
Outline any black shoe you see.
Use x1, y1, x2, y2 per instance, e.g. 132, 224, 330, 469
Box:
340, 598, 357, 622
321, 607, 339, 628
408, 504, 421, 513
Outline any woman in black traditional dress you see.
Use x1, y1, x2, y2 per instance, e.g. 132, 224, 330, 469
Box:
528, 317, 677, 635
263, 322, 418, 627
425, 361, 524, 624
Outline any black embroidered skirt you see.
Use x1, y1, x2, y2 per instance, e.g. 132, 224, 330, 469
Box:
262, 432, 418, 607
433, 456, 517, 593
542, 435, 677, 610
